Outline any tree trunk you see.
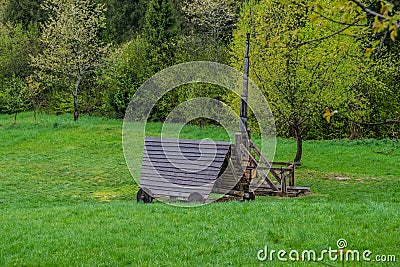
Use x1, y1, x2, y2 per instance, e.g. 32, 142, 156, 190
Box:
14, 113, 17, 123
349, 121, 361, 140
73, 93, 79, 121
73, 77, 82, 121
293, 125, 303, 163
214, 28, 219, 62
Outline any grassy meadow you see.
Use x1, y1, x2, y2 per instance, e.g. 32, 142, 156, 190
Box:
0, 112, 399, 266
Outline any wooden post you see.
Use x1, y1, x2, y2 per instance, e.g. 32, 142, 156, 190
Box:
281, 169, 287, 195
235, 132, 242, 162
239, 33, 250, 151
289, 164, 295, 187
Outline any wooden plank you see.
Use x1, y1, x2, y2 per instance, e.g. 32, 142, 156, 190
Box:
143, 154, 226, 164
248, 140, 284, 184
140, 182, 213, 196
141, 165, 222, 177
143, 152, 226, 163
254, 184, 310, 193
141, 170, 218, 182
141, 183, 213, 194
281, 173, 287, 193
144, 142, 230, 152
240, 144, 257, 166
145, 143, 231, 152
280, 185, 310, 191
288, 164, 295, 186
141, 176, 216, 187
141, 185, 211, 196
150, 190, 195, 200
145, 136, 230, 146
140, 171, 217, 184
272, 161, 301, 166
238, 144, 286, 193
140, 177, 215, 190
270, 167, 295, 172
145, 141, 229, 150
268, 169, 282, 184
246, 142, 296, 191
141, 165, 218, 177
141, 178, 214, 190
145, 146, 229, 155
145, 143, 230, 155
142, 160, 222, 171
228, 158, 240, 182
249, 140, 272, 168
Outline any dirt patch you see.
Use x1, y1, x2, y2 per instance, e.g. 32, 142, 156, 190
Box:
328, 174, 351, 181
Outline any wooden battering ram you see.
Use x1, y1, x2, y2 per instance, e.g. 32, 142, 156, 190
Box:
137, 34, 311, 203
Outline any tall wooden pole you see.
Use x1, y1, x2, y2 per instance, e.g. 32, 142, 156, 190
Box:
239, 33, 250, 149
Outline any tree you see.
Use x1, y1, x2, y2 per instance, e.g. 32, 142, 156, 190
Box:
311, 0, 400, 137
349, 0, 400, 38
142, 0, 179, 72
100, 0, 148, 43
2, 0, 47, 29
0, 2, 40, 119
100, 36, 151, 118
231, 0, 366, 162
182, 0, 238, 62
0, 76, 29, 122
0, 22, 40, 80
30, 0, 109, 121
311, 0, 400, 49
139, 0, 183, 121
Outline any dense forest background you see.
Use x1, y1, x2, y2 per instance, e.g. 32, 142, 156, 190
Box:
0, 0, 399, 141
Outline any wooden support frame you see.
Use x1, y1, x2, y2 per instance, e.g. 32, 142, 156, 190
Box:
245, 140, 309, 197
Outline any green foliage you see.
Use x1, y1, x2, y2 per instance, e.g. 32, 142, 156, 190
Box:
101, 37, 151, 118
232, 0, 369, 144
99, 0, 188, 120
99, 0, 148, 43
0, 76, 29, 120
182, 0, 239, 62
142, 0, 179, 72
310, 0, 400, 138
31, 0, 110, 121
0, 22, 40, 79
357, 56, 400, 138
0, 0, 399, 139
311, 0, 400, 52
2, 0, 47, 28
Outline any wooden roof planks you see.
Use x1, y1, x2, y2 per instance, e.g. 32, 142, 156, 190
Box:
140, 136, 233, 202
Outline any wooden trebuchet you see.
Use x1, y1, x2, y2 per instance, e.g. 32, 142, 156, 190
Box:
137, 33, 310, 203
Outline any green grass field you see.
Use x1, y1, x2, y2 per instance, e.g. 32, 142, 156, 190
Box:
0, 112, 399, 266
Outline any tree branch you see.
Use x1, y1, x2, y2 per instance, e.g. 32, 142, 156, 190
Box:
295, 23, 355, 47
311, 9, 368, 27
361, 119, 399, 125
350, 0, 400, 28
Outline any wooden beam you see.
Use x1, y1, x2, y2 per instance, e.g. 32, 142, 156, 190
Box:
258, 170, 279, 192
240, 144, 280, 191
249, 140, 272, 168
